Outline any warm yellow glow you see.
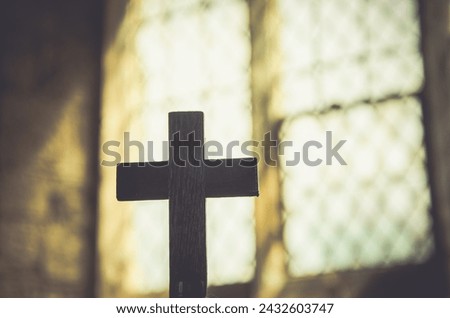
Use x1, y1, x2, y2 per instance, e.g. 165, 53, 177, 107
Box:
99, 0, 432, 295
133, 0, 254, 291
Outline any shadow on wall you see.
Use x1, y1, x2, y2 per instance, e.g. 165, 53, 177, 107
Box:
0, 0, 102, 297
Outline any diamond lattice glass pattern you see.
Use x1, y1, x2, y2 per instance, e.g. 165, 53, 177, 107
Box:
280, 0, 423, 114
280, 0, 433, 277
282, 98, 434, 276
132, 0, 254, 292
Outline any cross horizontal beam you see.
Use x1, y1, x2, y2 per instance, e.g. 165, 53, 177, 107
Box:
116, 158, 259, 201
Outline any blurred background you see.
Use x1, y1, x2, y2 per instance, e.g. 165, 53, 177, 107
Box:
0, 0, 449, 297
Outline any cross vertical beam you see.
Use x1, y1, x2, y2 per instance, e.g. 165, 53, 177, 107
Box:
169, 112, 206, 297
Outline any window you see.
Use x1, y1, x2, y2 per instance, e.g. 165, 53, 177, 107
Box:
279, 0, 433, 277
99, 0, 438, 297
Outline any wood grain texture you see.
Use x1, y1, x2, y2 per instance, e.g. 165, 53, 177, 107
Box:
116, 163, 169, 201
205, 158, 259, 198
168, 111, 206, 298
116, 158, 258, 201
116, 111, 259, 298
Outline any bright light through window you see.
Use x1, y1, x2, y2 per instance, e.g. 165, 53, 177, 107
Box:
125, 0, 434, 293
132, 0, 254, 292
279, 0, 433, 276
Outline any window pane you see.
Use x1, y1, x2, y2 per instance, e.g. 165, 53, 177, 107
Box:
280, 0, 423, 113
282, 97, 433, 276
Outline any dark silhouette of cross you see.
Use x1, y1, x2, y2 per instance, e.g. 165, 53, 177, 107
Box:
116, 111, 259, 298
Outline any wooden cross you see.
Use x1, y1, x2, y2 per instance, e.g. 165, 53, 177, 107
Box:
116, 111, 259, 298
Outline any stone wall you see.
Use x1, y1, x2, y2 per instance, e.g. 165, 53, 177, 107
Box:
0, 0, 102, 296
